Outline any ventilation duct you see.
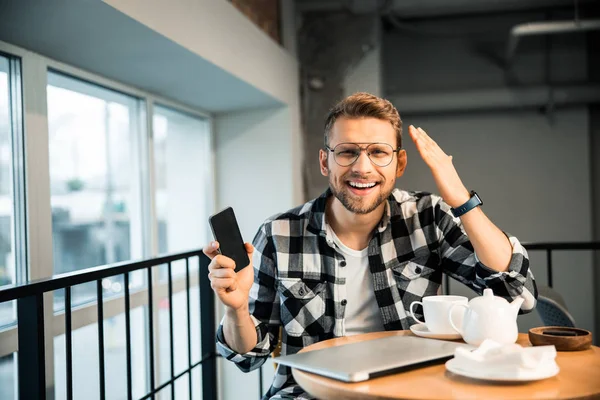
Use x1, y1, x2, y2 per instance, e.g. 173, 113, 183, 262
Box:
506, 19, 600, 64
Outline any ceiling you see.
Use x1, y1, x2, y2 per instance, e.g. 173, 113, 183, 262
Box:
295, 0, 591, 18
0, 0, 281, 114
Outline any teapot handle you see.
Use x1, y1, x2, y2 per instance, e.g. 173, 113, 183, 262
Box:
448, 304, 468, 335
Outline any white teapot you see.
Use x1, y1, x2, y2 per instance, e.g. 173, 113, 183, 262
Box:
448, 288, 524, 346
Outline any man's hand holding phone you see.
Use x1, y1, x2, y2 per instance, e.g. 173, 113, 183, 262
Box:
206, 207, 258, 354
203, 241, 254, 311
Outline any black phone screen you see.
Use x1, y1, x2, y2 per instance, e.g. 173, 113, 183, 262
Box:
208, 207, 250, 272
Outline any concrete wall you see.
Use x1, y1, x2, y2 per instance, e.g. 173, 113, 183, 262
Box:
401, 110, 593, 333
280, 0, 298, 58
214, 106, 297, 239
343, 45, 382, 98
380, 11, 595, 333
382, 12, 587, 95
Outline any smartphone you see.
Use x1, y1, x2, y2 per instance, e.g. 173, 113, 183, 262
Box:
208, 207, 250, 272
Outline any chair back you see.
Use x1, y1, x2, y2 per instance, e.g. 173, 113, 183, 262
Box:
536, 285, 576, 327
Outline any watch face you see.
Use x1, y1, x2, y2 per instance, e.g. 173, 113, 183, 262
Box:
473, 191, 483, 206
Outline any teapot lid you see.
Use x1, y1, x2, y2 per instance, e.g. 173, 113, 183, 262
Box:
469, 288, 509, 312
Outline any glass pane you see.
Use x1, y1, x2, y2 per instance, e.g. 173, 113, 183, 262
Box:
159, 284, 202, 387
47, 72, 146, 310
191, 365, 202, 400
0, 353, 16, 400
54, 306, 148, 400
0, 55, 16, 327
157, 374, 190, 400
153, 106, 211, 279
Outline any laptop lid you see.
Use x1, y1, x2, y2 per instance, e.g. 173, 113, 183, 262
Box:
274, 335, 469, 382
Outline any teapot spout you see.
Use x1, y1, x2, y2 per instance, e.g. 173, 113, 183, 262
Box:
510, 296, 525, 316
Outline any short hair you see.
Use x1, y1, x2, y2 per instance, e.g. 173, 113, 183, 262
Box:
324, 92, 403, 148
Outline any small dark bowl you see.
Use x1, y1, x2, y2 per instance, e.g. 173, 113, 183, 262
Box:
529, 326, 592, 351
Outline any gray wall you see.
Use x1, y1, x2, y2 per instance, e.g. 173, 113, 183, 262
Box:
401, 110, 593, 333
382, 11, 587, 95
380, 11, 595, 333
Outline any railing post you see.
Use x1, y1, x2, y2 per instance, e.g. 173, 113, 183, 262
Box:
17, 294, 46, 400
199, 255, 217, 400
97, 280, 106, 400
147, 267, 156, 399
124, 273, 133, 400
168, 262, 175, 400
185, 258, 193, 397
546, 249, 553, 288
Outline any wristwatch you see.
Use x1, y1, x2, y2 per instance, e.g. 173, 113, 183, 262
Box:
451, 191, 483, 217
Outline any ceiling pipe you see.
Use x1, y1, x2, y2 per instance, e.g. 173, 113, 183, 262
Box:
506, 19, 600, 64
387, 84, 600, 115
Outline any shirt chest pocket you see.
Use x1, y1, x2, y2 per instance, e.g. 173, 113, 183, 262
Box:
391, 256, 442, 299
278, 278, 326, 336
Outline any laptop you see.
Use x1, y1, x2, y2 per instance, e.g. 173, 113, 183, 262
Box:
274, 335, 469, 382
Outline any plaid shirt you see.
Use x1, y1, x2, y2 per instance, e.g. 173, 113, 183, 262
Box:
216, 189, 537, 399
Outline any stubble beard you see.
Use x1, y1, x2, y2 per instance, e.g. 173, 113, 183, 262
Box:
329, 176, 393, 215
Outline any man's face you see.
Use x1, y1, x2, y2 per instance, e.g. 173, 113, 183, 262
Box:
319, 117, 407, 215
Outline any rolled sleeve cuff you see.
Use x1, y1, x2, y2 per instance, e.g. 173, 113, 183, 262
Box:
215, 314, 272, 369
474, 235, 536, 312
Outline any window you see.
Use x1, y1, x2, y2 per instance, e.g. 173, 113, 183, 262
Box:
153, 105, 212, 278
47, 72, 147, 310
152, 105, 210, 398
0, 54, 24, 330
54, 307, 148, 400
0, 354, 16, 400
0, 44, 214, 399
0, 56, 13, 326
158, 286, 202, 400
0, 51, 22, 400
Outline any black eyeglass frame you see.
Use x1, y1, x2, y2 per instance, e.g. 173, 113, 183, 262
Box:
324, 142, 403, 167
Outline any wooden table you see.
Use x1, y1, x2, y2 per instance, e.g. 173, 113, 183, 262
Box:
292, 330, 600, 400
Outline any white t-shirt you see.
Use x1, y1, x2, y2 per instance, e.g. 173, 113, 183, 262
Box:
329, 227, 385, 336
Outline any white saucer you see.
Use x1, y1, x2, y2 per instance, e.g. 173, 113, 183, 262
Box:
445, 358, 560, 382
409, 323, 463, 340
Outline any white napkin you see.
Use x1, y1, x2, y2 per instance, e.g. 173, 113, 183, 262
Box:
451, 339, 558, 378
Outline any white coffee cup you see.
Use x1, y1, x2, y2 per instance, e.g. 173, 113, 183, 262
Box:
409, 295, 468, 334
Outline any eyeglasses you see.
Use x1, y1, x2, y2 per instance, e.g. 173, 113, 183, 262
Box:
325, 142, 402, 167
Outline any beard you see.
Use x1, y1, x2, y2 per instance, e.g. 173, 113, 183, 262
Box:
329, 174, 393, 215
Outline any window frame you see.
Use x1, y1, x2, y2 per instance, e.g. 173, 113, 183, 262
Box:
0, 39, 216, 397
0, 49, 27, 332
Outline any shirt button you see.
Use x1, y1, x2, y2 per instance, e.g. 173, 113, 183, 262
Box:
341, 299, 347, 306
298, 288, 305, 296
340, 261, 347, 267
414, 267, 422, 274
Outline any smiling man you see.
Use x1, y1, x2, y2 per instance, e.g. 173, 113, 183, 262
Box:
204, 92, 537, 399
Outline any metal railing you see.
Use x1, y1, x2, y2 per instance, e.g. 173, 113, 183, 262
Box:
521, 242, 600, 288
4, 242, 598, 400
443, 241, 600, 291
0, 250, 216, 400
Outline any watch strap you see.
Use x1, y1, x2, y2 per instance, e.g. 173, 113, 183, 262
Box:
451, 191, 483, 217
